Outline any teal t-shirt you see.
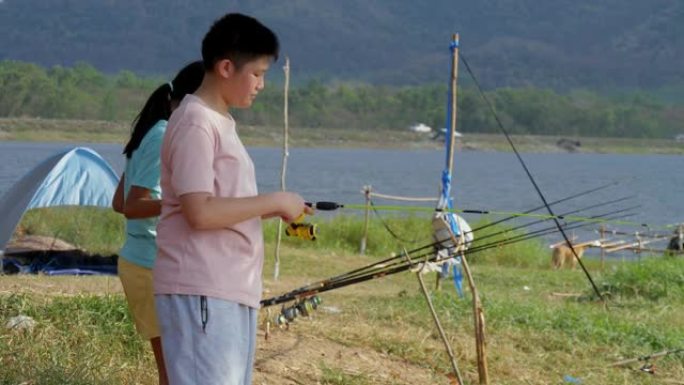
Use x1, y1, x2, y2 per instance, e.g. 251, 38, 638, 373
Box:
119, 120, 166, 269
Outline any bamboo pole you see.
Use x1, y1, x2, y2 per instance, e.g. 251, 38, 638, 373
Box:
273, 57, 290, 280
447, 33, 460, 174
436, 33, 461, 292
360, 185, 372, 255
402, 248, 464, 385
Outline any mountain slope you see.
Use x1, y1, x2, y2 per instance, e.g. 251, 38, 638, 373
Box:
0, 0, 682, 88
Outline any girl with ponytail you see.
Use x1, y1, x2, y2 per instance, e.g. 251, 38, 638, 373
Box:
112, 61, 203, 385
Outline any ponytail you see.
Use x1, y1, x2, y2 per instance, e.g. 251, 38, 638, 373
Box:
123, 84, 173, 158
123, 61, 205, 158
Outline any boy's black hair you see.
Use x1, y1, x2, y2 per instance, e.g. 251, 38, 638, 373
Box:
202, 13, 279, 71
123, 61, 204, 158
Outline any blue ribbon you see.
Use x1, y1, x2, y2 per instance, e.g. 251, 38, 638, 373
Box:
452, 261, 463, 296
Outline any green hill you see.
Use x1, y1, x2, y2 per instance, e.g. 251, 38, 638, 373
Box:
1, 0, 682, 89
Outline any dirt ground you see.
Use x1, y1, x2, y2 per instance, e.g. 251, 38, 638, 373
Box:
0, 275, 451, 385
0, 236, 445, 384
254, 326, 443, 385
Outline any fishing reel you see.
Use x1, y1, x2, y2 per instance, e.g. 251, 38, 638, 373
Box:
285, 213, 318, 241
274, 296, 322, 326
284, 202, 345, 241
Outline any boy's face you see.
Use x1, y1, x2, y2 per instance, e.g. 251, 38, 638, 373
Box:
219, 56, 271, 109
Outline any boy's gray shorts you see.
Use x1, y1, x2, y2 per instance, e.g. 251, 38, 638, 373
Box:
155, 294, 257, 385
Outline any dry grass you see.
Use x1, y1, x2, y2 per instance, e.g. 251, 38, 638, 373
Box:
2, 117, 684, 154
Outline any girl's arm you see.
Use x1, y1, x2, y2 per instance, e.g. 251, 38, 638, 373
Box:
123, 186, 161, 219
112, 174, 125, 214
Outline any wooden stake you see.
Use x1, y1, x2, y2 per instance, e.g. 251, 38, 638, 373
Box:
444, 217, 489, 385
402, 248, 464, 385
273, 57, 290, 281
360, 185, 371, 255
264, 308, 272, 341
599, 225, 606, 271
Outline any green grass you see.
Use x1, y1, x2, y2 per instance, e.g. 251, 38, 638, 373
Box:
467, 219, 549, 268
19, 207, 124, 255
0, 294, 152, 385
320, 365, 372, 385
316, 263, 684, 383
598, 257, 684, 300
4, 207, 684, 384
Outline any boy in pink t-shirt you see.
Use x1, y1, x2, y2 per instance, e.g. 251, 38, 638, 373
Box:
154, 13, 312, 385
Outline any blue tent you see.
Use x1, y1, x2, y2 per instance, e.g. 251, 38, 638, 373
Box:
0, 147, 119, 259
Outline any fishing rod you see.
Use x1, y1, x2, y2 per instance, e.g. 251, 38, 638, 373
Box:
303, 195, 644, 246
262, 215, 595, 308
609, 347, 684, 367
316, 202, 639, 288
319, 208, 639, 291
461, 178, 633, 234
261, 244, 457, 307
300, 197, 640, 289
364, 194, 634, 247
466, 211, 639, 257
262, 207, 638, 308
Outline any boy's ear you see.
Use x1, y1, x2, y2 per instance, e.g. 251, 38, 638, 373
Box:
216, 59, 236, 79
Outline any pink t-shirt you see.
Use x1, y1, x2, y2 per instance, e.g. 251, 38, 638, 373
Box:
153, 94, 264, 308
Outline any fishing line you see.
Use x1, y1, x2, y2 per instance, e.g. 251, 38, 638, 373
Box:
456, 196, 635, 246
460, 52, 604, 301
337, 200, 648, 228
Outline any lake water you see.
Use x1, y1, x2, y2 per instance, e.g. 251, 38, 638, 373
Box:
1, 141, 682, 255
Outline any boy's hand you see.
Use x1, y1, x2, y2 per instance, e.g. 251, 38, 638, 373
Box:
303, 203, 315, 215
273, 192, 313, 223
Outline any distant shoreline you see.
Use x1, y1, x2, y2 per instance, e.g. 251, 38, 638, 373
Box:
1, 117, 683, 155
